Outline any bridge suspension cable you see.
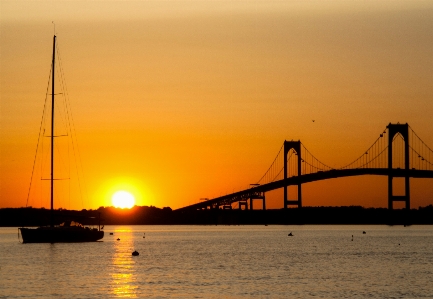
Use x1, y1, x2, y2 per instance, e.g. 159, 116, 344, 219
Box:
256, 142, 335, 185
255, 125, 432, 187
409, 126, 433, 170
256, 143, 284, 185
299, 143, 333, 174
340, 127, 389, 170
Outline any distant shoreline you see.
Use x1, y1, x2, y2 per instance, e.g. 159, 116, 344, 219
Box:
1, 205, 432, 226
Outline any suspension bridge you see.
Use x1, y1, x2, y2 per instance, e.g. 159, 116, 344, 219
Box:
177, 123, 433, 211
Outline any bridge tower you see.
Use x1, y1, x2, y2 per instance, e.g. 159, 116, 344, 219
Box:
387, 123, 410, 210
284, 140, 302, 208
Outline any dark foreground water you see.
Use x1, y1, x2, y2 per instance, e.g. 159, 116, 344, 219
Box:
1, 225, 432, 298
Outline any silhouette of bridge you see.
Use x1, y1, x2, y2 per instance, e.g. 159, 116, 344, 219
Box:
177, 123, 433, 211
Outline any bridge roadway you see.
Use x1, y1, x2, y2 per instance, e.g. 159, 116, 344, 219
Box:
176, 168, 433, 211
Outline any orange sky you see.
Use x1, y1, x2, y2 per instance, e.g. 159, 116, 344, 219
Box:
1, 0, 433, 210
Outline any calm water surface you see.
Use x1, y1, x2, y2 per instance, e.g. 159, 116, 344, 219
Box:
1, 225, 432, 298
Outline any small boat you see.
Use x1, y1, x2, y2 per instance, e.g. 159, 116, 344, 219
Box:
20, 220, 104, 243
132, 250, 139, 256
288, 232, 293, 236
19, 35, 104, 243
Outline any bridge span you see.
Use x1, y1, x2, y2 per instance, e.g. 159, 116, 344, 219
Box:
176, 123, 433, 212
176, 168, 433, 211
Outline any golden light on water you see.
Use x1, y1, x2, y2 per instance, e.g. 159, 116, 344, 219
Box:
111, 273, 137, 298
111, 227, 137, 298
112, 191, 135, 209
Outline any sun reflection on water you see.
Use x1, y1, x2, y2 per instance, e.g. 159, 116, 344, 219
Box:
110, 227, 138, 298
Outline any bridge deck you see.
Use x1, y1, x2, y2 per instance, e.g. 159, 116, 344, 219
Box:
176, 168, 433, 211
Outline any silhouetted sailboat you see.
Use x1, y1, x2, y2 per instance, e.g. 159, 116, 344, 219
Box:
19, 35, 104, 243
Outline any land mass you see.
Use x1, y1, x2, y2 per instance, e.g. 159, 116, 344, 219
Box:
1, 205, 432, 226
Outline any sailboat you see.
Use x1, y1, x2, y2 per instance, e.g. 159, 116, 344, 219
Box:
19, 35, 104, 243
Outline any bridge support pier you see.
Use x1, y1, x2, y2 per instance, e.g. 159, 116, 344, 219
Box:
248, 193, 266, 210
387, 123, 410, 210
239, 201, 248, 210
284, 141, 302, 208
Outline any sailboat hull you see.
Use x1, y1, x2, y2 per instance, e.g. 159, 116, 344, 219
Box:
19, 227, 104, 243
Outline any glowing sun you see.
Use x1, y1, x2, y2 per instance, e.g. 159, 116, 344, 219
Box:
112, 191, 135, 209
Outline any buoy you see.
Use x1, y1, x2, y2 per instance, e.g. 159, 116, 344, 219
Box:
362, 231, 366, 234
132, 250, 139, 256
117, 238, 120, 241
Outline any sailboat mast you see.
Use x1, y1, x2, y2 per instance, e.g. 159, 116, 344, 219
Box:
50, 35, 56, 228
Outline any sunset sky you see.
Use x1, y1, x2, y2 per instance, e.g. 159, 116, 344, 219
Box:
1, 0, 432, 210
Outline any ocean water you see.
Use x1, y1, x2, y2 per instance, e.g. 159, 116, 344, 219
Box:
1, 225, 432, 298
